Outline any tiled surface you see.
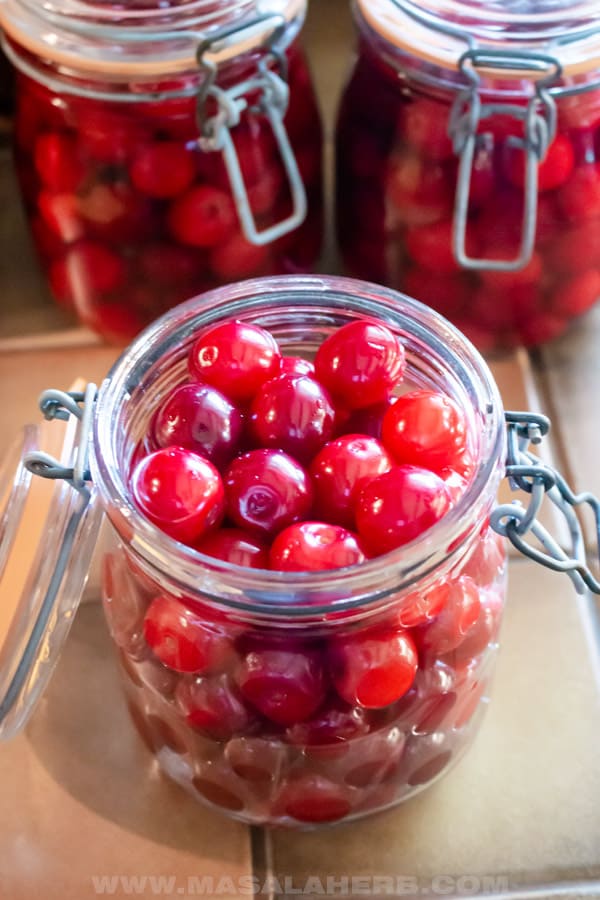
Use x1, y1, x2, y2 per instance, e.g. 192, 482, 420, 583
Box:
266, 561, 600, 896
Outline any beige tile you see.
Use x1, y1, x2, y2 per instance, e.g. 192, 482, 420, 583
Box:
267, 561, 600, 891
0, 603, 252, 900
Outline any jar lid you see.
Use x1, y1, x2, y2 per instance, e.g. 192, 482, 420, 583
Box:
357, 0, 600, 79
0, 0, 305, 78
0, 391, 102, 741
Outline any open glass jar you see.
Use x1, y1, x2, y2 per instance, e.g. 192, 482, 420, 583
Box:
0, 275, 596, 829
0, 0, 323, 343
336, 0, 600, 353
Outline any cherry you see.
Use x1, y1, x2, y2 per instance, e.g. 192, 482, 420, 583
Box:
478, 251, 543, 291
131, 446, 224, 545
196, 528, 269, 568
77, 108, 150, 164
544, 222, 600, 275
382, 390, 469, 475
310, 434, 393, 528
34, 132, 85, 192
401, 96, 454, 161
49, 241, 127, 307
403, 268, 467, 321
355, 466, 452, 555
138, 242, 206, 287
151, 382, 244, 469
77, 182, 157, 244
275, 775, 352, 823
405, 220, 466, 274
442, 586, 503, 665
236, 644, 327, 725
189, 320, 281, 404
396, 579, 450, 629
269, 522, 366, 572
102, 552, 148, 658
559, 164, 600, 222
168, 185, 237, 247
129, 141, 196, 198
249, 374, 336, 463
143, 594, 235, 674
38, 191, 84, 243
209, 230, 271, 281
225, 737, 286, 782
503, 133, 575, 192
418, 576, 481, 656
314, 320, 406, 409
337, 399, 394, 441
463, 527, 506, 587
224, 449, 313, 536
548, 269, 600, 318
280, 356, 315, 377
386, 150, 453, 226
329, 627, 418, 708
175, 673, 255, 740
285, 696, 369, 746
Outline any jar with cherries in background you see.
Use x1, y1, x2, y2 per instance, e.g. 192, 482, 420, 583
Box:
0, 0, 323, 343
336, 0, 600, 353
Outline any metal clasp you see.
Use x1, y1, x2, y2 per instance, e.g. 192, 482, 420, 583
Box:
491, 411, 600, 595
195, 14, 307, 246
449, 49, 561, 272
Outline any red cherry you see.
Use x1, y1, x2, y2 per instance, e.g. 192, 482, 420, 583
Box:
168, 185, 237, 247
131, 446, 224, 544
77, 108, 150, 164
463, 526, 506, 587
518, 312, 569, 347
471, 282, 541, 333
442, 586, 503, 665
330, 627, 418, 708
34, 132, 85, 192
236, 645, 327, 725
138, 242, 207, 286
30, 216, 65, 262
559, 164, 600, 221
269, 522, 366, 572
396, 579, 450, 629
405, 220, 465, 274
310, 435, 393, 528
386, 150, 453, 226
419, 576, 481, 656
280, 356, 315, 377
49, 241, 127, 307
175, 673, 255, 740
77, 182, 157, 244
355, 465, 452, 555
224, 449, 313, 536
151, 382, 244, 469
382, 390, 469, 475
196, 528, 269, 568
337, 399, 394, 441
208, 230, 270, 281
314, 320, 406, 409
189, 320, 281, 404
503, 133, 575, 192
478, 250, 543, 291
285, 696, 369, 746
403, 268, 468, 321
548, 269, 600, 318
143, 594, 235, 674
275, 775, 352, 823
543, 222, 600, 275
401, 97, 454, 161
38, 191, 85, 242
129, 141, 196, 198
249, 374, 336, 463
79, 301, 146, 345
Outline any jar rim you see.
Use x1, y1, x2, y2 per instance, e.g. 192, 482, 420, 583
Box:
91, 275, 506, 619
356, 0, 600, 82
0, 0, 304, 80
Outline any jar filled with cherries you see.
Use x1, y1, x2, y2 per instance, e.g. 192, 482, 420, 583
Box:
0, 0, 323, 343
336, 0, 600, 352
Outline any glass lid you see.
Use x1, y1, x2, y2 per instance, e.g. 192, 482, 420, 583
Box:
357, 0, 600, 77
0, 394, 102, 741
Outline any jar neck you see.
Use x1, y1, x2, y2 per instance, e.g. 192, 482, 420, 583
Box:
0, 0, 305, 90
90, 275, 506, 624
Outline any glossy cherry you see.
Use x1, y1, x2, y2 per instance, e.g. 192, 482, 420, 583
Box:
314, 320, 406, 409
34, 132, 85, 192
419, 576, 481, 656
224, 449, 313, 536
269, 522, 366, 572
249, 374, 336, 463
310, 434, 393, 527
189, 320, 281, 404
196, 528, 269, 568
143, 594, 235, 674
285, 696, 370, 746
279, 356, 315, 377
168, 184, 237, 247
503, 133, 575, 192
131, 446, 224, 545
329, 627, 418, 708
236, 644, 327, 725
175, 673, 256, 740
382, 390, 469, 475
151, 382, 244, 469
129, 141, 196, 198
355, 465, 452, 555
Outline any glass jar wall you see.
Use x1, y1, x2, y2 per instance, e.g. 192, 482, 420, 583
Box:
1, 0, 323, 343
336, 0, 600, 353
91, 275, 507, 827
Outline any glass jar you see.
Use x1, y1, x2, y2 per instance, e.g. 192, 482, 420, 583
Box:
1, 275, 595, 829
0, 0, 323, 343
336, 0, 600, 353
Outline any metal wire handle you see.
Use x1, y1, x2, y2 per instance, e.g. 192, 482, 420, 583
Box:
490, 412, 600, 595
